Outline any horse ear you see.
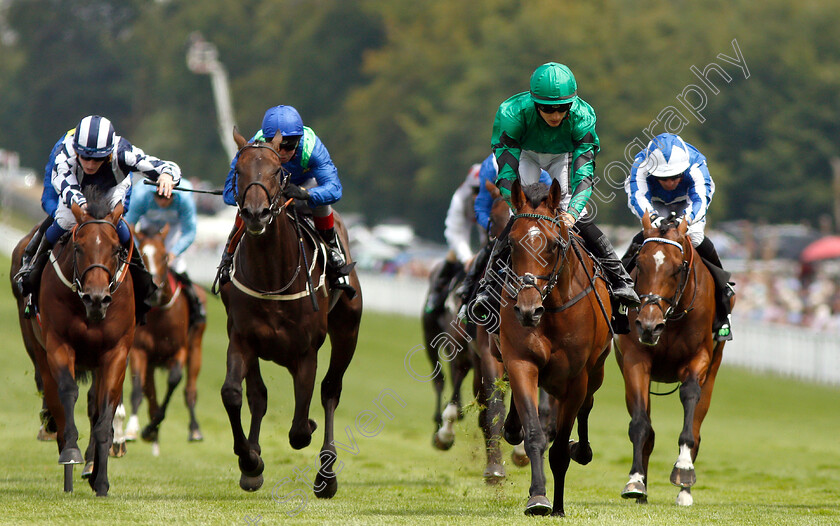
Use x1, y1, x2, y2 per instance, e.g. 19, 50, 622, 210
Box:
71, 202, 85, 224
269, 133, 283, 152
486, 179, 501, 200
233, 126, 248, 149
511, 178, 525, 211
678, 216, 689, 236
109, 202, 125, 224
642, 210, 652, 230
161, 223, 170, 239
548, 179, 562, 210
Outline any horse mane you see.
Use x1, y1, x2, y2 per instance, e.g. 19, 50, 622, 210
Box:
82, 186, 112, 219
658, 218, 683, 237
521, 183, 550, 209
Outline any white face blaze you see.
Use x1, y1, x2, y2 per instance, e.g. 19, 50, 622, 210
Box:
142, 244, 159, 276
653, 249, 666, 272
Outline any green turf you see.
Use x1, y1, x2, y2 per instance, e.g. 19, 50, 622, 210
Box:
0, 254, 837, 525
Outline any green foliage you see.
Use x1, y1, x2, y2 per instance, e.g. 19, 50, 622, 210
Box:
1, 0, 840, 238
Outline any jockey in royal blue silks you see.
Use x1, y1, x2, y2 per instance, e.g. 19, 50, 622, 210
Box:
125, 178, 205, 324
14, 115, 179, 322
217, 104, 354, 297
622, 132, 734, 341
455, 153, 553, 318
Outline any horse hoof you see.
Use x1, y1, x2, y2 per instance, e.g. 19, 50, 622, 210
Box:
432, 430, 454, 451
239, 473, 264, 492
483, 463, 506, 484
569, 440, 592, 465
239, 452, 265, 478
124, 432, 138, 442
37, 426, 56, 441
511, 443, 529, 467
58, 447, 83, 465
141, 426, 159, 443
670, 466, 696, 488
110, 441, 127, 458
621, 480, 647, 500
676, 488, 693, 506
81, 461, 94, 479
188, 429, 204, 442
524, 495, 552, 516
314, 474, 338, 499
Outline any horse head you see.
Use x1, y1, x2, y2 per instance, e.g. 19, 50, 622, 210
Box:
69, 193, 125, 323
634, 211, 691, 345
136, 223, 171, 306
232, 128, 290, 236
507, 179, 570, 327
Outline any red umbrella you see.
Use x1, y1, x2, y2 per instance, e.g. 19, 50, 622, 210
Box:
799, 236, 840, 263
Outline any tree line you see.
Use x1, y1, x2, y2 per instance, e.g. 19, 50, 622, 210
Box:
1, 0, 839, 239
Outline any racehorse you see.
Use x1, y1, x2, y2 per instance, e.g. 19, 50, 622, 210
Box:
9, 188, 135, 496
498, 179, 613, 516
421, 260, 473, 450
125, 224, 206, 451
219, 130, 363, 497
614, 212, 732, 506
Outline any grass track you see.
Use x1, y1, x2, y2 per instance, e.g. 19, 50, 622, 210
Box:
0, 254, 837, 525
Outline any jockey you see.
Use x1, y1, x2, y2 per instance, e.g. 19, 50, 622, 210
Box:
473, 62, 640, 317
456, 154, 551, 317
424, 163, 483, 314
14, 115, 178, 322
218, 104, 354, 297
624, 132, 734, 341
125, 177, 205, 325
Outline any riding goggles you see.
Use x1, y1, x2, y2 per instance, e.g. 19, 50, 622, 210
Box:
535, 103, 572, 114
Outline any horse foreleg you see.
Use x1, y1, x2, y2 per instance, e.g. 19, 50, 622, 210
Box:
47, 345, 83, 466
474, 332, 505, 483
142, 353, 185, 442
89, 352, 127, 497
126, 348, 147, 442
83, 383, 97, 479
185, 324, 205, 442
422, 310, 446, 429
141, 361, 160, 444
244, 359, 267, 456
289, 353, 318, 451
548, 378, 587, 518
221, 344, 263, 492
618, 350, 654, 503
508, 361, 551, 516
671, 376, 702, 492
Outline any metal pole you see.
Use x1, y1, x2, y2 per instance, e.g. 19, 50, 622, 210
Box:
63, 464, 73, 492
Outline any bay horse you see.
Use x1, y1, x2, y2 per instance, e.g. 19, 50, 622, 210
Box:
615, 212, 732, 506
9, 189, 135, 496
125, 224, 206, 451
220, 130, 363, 497
499, 179, 613, 516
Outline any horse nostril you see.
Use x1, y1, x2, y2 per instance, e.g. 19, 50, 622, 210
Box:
82, 294, 93, 306
653, 322, 666, 335
259, 209, 272, 221
533, 306, 545, 319
102, 296, 112, 307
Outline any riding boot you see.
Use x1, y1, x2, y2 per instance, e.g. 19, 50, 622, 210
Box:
319, 227, 357, 299
19, 217, 54, 288
213, 219, 243, 294
578, 222, 641, 308
17, 236, 54, 319
126, 243, 157, 326
621, 231, 645, 273
456, 243, 492, 308
463, 219, 513, 324
173, 271, 206, 325
424, 258, 462, 314
695, 237, 734, 341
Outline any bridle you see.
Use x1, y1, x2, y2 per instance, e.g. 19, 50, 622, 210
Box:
234, 142, 291, 219
68, 219, 129, 297
637, 235, 697, 320
505, 212, 570, 303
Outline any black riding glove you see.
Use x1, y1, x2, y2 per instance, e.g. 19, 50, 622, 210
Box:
284, 184, 310, 201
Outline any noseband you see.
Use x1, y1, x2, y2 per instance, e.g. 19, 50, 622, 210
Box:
70, 219, 127, 296
506, 212, 570, 302
234, 142, 291, 218
637, 236, 695, 320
